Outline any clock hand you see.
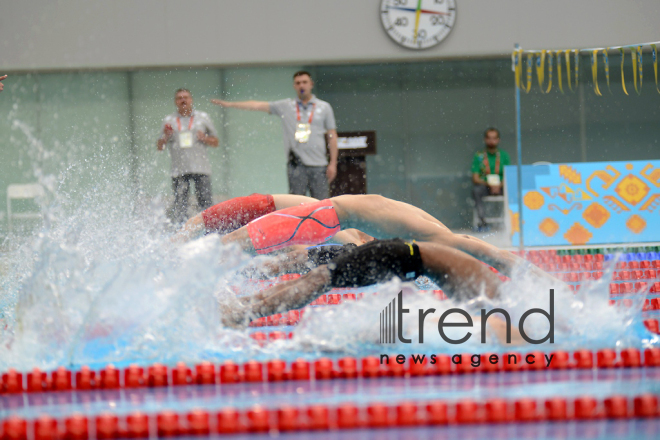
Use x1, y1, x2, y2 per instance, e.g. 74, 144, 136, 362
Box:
387, 6, 449, 15
418, 9, 449, 15
387, 6, 416, 13
413, 0, 422, 42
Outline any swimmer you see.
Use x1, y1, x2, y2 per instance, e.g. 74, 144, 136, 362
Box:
172, 193, 373, 246
220, 194, 558, 285
241, 243, 360, 279
222, 239, 505, 329
0, 75, 7, 92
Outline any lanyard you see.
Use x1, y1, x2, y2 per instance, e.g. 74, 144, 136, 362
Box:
176, 114, 194, 131
296, 102, 315, 123
483, 150, 500, 175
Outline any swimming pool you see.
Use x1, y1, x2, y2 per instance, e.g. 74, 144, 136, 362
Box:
1, 246, 659, 439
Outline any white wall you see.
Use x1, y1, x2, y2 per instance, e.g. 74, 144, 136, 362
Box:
2, 0, 658, 71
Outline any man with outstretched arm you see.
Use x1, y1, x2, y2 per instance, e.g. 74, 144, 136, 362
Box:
211, 71, 338, 199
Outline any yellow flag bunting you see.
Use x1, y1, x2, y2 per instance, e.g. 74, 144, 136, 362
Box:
513, 42, 660, 96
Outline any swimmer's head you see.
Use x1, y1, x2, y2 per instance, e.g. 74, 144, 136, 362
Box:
175, 88, 193, 116
293, 71, 313, 100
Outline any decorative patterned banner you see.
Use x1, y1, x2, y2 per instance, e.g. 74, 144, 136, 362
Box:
505, 160, 660, 246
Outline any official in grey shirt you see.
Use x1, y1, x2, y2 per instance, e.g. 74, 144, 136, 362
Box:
211, 71, 338, 199
157, 88, 219, 224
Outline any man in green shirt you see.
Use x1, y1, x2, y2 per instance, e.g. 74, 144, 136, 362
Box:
471, 128, 510, 232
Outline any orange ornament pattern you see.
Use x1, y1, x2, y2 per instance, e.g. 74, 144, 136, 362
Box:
559, 165, 581, 184
523, 191, 545, 210
614, 174, 650, 206
539, 218, 559, 237
626, 215, 647, 234
582, 202, 610, 229
563, 222, 593, 245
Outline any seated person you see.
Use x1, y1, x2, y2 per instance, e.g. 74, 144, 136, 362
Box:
471, 127, 510, 232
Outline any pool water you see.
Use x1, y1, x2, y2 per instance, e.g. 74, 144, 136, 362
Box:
1, 247, 660, 439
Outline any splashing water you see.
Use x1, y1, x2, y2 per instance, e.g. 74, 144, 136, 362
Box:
286, 265, 658, 357
0, 121, 657, 371
0, 122, 260, 369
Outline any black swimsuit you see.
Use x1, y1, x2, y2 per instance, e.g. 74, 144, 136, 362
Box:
327, 239, 425, 288
307, 243, 357, 266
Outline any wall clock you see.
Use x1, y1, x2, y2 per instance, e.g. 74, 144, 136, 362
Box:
380, 0, 457, 50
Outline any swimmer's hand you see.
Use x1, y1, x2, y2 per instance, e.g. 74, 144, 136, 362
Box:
170, 214, 206, 244
0, 75, 7, 92
219, 299, 252, 329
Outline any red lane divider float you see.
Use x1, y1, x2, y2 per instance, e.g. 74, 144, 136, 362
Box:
1, 394, 658, 438
2, 348, 660, 394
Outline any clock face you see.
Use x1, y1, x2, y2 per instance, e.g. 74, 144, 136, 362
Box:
380, 0, 456, 50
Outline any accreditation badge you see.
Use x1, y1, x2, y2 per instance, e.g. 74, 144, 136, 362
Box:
486, 174, 501, 186
179, 131, 193, 148
294, 123, 311, 143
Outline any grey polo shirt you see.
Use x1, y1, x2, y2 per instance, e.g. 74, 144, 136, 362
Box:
269, 95, 337, 167
161, 110, 218, 177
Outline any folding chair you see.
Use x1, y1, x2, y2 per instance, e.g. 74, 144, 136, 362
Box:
7, 183, 45, 233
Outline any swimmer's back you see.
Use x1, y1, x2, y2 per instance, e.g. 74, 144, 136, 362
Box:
391, 199, 450, 232
332, 194, 450, 232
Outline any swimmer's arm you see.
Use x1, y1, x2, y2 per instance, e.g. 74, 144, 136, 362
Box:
171, 214, 206, 244
223, 267, 332, 328
242, 248, 310, 278
210, 99, 269, 113
251, 267, 332, 317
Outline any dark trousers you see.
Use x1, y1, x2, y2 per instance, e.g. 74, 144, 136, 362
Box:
171, 173, 212, 224
287, 161, 329, 199
472, 184, 490, 226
